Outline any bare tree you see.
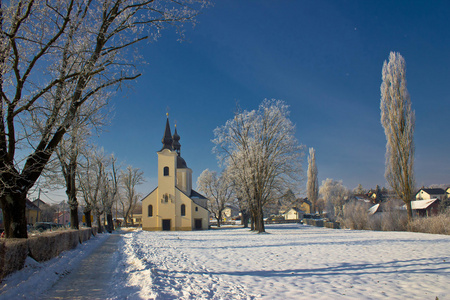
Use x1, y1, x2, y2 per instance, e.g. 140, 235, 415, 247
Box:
380, 51, 415, 221
319, 178, 349, 222
0, 0, 210, 238
119, 165, 144, 227
56, 128, 82, 229
54, 88, 111, 229
197, 169, 234, 227
105, 154, 119, 232
78, 146, 109, 230
306, 147, 319, 214
213, 99, 304, 233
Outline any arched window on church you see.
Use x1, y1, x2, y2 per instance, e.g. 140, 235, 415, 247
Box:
148, 205, 153, 217
181, 204, 186, 216
163, 166, 169, 176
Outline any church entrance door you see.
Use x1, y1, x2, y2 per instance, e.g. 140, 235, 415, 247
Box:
162, 219, 171, 231
194, 219, 202, 230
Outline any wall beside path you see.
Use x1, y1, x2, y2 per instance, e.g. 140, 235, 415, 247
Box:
0, 227, 98, 281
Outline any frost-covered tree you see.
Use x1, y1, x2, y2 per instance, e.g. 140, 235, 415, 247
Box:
0, 0, 211, 238
352, 184, 366, 195
380, 51, 415, 221
319, 178, 349, 222
120, 165, 144, 227
78, 147, 109, 230
306, 147, 319, 213
197, 169, 234, 227
213, 99, 304, 233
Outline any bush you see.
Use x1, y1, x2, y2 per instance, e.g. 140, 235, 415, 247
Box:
342, 201, 369, 230
408, 210, 450, 235
381, 210, 408, 231
0, 239, 28, 281
341, 201, 407, 231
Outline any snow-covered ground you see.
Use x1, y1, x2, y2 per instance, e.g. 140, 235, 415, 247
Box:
111, 224, 450, 299
1, 224, 450, 299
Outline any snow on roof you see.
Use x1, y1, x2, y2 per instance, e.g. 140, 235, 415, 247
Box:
368, 203, 380, 215
417, 188, 445, 195
409, 198, 439, 210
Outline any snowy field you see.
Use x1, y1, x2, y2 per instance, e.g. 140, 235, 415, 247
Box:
112, 224, 450, 299
1, 224, 449, 299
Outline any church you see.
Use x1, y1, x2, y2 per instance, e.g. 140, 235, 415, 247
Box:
141, 115, 209, 231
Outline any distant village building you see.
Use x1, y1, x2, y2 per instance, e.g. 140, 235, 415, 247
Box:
141, 116, 209, 231
283, 207, 304, 220
299, 198, 311, 214
415, 188, 446, 201
408, 199, 440, 217
222, 205, 239, 221
26, 199, 41, 225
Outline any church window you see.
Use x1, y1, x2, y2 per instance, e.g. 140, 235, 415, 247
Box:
181, 204, 186, 216
164, 194, 169, 203
195, 206, 198, 212
163, 167, 169, 176
148, 205, 153, 217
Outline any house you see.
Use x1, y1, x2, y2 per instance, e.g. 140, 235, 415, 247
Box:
408, 198, 440, 217
26, 199, 41, 225
299, 198, 311, 214
415, 188, 446, 201
141, 116, 209, 231
32, 199, 55, 222
283, 207, 304, 220
55, 210, 70, 225
222, 205, 239, 221
128, 205, 142, 226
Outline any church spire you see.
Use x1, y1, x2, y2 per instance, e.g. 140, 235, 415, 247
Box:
173, 124, 181, 155
161, 113, 173, 151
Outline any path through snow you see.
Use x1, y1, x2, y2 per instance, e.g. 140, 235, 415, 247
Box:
112, 230, 256, 299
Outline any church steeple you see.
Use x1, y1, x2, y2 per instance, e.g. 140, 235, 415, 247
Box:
161, 114, 173, 151
172, 125, 181, 155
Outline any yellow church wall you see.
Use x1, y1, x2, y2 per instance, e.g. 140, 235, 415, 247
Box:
176, 190, 195, 230
191, 201, 209, 230
141, 189, 158, 231
176, 168, 192, 195
158, 150, 177, 195
142, 187, 209, 231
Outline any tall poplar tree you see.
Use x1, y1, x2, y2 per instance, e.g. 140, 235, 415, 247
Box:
306, 147, 318, 214
380, 52, 415, 221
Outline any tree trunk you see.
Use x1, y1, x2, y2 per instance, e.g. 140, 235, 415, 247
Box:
405, 200, 413, 222
67, 184, 79, 229
84, 210, 92, 227
66, 156, 79, 229
106, 213, 114, 232
250, 209, 255, 231
70, 205, 79, 229
241, 210, 250, 228
216, 215, 221, 227
255, 201, 265, 233
0, 191, 28, 238
96, 212, 102, 233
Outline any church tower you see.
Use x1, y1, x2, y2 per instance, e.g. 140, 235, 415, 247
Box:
173, 125, 193, 195
141, 115, 209, 231
157, 115, 177, 198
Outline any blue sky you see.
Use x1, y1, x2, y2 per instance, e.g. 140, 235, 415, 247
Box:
93, 0, 450, 197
